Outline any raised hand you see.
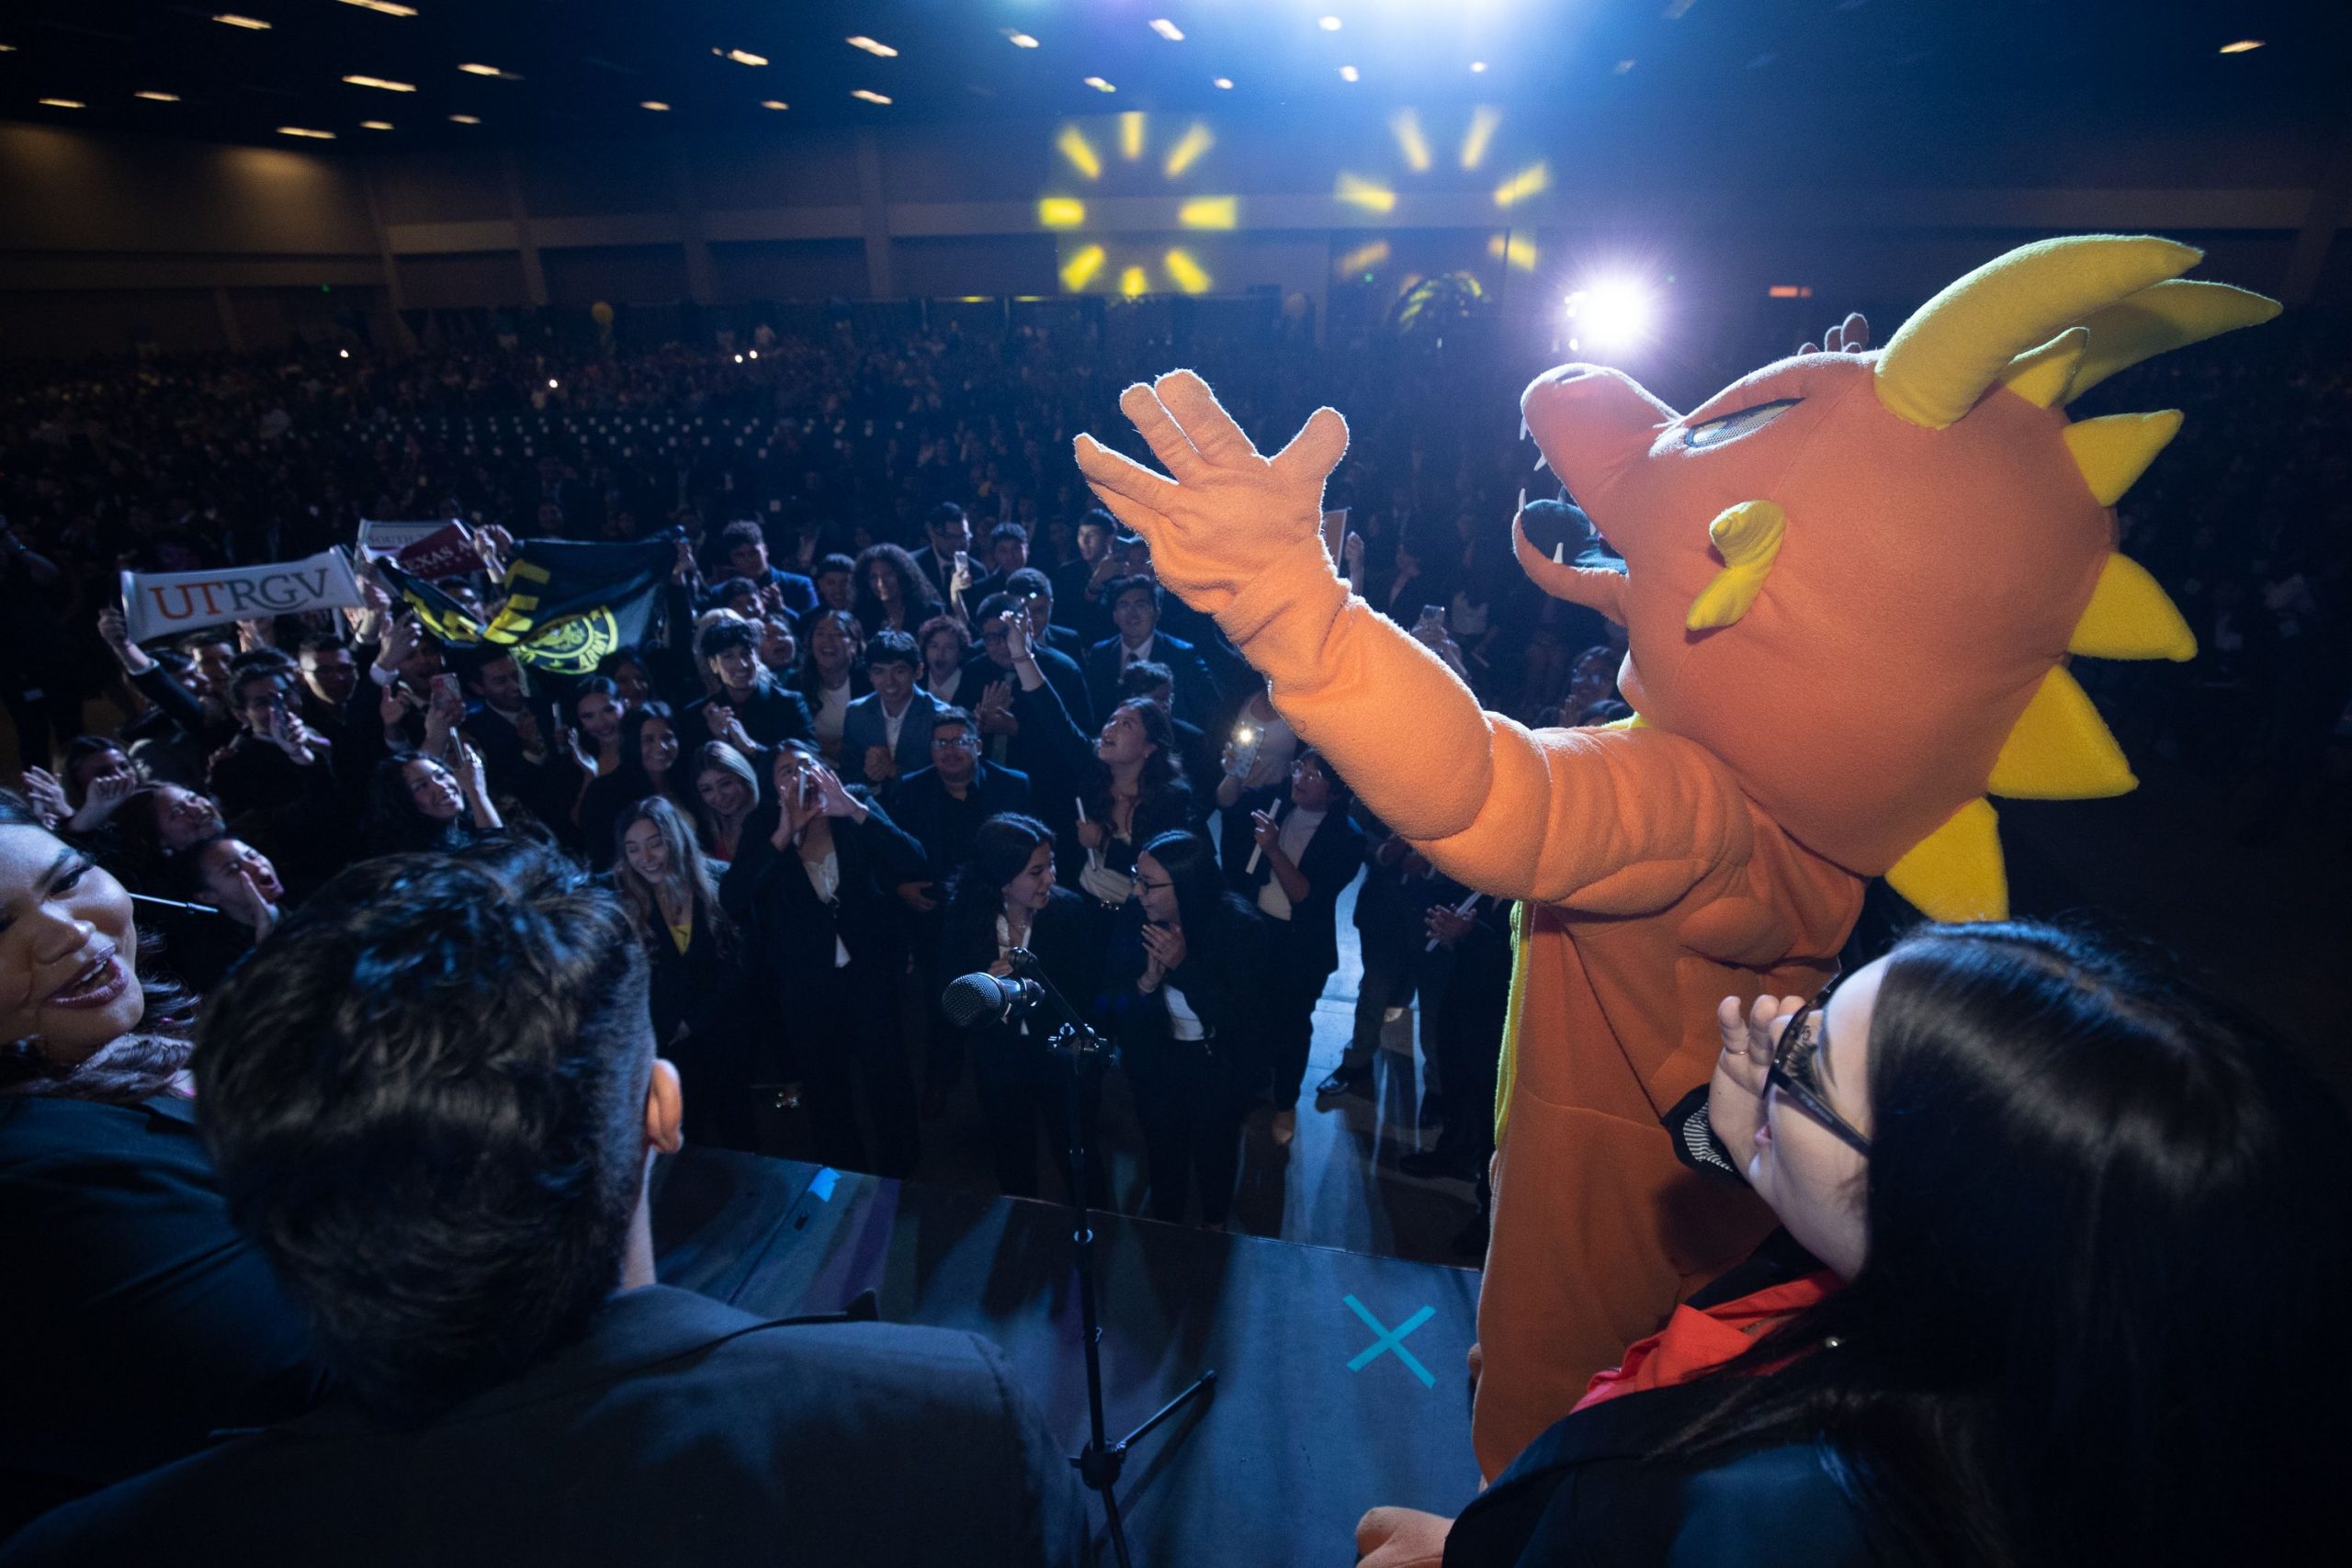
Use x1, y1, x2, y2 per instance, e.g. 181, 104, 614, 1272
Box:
808, 763, 866, 821
1705, 992, 1805, 1157
1072, 369, 1349, 617
558, 725, 594, 774
1250, 807, 1281, 853
19, 767, 69, 830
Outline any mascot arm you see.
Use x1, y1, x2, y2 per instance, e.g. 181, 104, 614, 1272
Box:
1075, 372, 1736, 911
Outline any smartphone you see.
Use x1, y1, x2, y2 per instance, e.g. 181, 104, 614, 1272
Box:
1414, 604, 1448, 637
1227, 721, 1262, 779
1319, 507, 1350, 561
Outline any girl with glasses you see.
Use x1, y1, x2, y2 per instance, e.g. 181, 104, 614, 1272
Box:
1410, 921, 2349, 1567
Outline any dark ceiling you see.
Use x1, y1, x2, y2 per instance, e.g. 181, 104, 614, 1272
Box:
0, 1, 2343, 151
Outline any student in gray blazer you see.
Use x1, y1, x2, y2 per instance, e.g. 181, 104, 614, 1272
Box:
842, 630, 941, 789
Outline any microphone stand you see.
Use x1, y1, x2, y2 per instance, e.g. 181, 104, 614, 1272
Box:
1007, 947, 1217, 1568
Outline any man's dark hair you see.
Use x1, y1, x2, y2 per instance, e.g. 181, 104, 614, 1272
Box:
1004, 567, 1051, 600
229, 666, 288, 712
1104, 575, 1160, 612
925, 502, 967, 534
814, 552, 857, 580
718, 519, 766, 550
1118, 660, 1175, 700
195, 845, 651, 1426
864, 628, 920, 671
696, 615, 761, 664
974, 591, 1022, 628
988, 522, 1028, 549
711, 574, 763, 606
931, 705, 976, 733
1077, 508, 1117, 537
298, 632, 351, 660
230, 647, 296, 679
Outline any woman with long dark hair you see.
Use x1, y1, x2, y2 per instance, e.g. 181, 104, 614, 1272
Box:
610, 796, 756, 1152
556, 673, 629, 831
363, 742, 502, 857
0, 791, 322, 1530
1001, 615, 1190, 904
793, 609, 869, 765
1105, 829, 1269, 1229
940, 813, 1104, 1201
853, 541, 944, 637
1420, 921, 2351, 1567
684, 739, 762, 864
720, 743, 929, 1179
577, 701, 689, 861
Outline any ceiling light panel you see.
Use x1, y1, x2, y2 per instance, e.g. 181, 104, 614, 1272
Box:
846, 37, 899, 59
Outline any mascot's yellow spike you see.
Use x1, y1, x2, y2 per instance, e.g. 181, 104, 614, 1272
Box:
1684, 500, 1786, 631
1987, 666, 2137, 799
1874, 235, 2200, 429
2063, 410, 2182, 506
1996, 328, 2088, 410
2069, 553, 2197, 661
1885, 798, 2007, 922
2066, 279, 2282, 404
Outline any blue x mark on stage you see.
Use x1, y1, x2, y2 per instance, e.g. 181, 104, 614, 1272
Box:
1344, 1295, 1437, 1388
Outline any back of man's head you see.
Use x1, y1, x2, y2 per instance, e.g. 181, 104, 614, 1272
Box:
196, 844, 652, 1425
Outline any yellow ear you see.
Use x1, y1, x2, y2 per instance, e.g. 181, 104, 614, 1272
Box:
2067, 278, 2281, 403
1987, 666, 2137, 799
1885, 798, 2008, 922
1996, 328, 2089, 410
2063, 411, 2182, 507
2069, 553, 2196, 661
1685, 501, 1787, 631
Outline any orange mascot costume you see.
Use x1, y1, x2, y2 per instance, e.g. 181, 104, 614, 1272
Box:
1073, 235, 2277, 1546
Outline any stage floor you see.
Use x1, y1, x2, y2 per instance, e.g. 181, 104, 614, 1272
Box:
652, 1147, 1485, 1567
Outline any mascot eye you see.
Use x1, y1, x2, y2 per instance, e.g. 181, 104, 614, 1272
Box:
1683, 398, 1800, 451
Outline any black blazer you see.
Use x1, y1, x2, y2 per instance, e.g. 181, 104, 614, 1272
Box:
1102, 892, 1272, 1081
0, 1286, 1091, 1568
1011, 677, 1192, 879
684, 678, 814, 750
1083, 631, 1221, 729
939, 886, 1105, 1046
888, 761, 1033, 881
0, 1092, 326, 1537
1219, 789, 1366, 977
720, 791, 928, 988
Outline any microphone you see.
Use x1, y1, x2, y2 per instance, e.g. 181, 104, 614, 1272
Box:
942, 970, 1043, 1028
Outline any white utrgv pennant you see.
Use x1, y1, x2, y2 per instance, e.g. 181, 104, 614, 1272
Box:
121, 549, 362, 640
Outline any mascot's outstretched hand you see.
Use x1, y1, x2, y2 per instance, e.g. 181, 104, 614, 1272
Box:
1073, 370, 1349, 616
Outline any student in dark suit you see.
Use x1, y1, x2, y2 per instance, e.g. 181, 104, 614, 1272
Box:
909, 501, 974, 606
720, 745, 930, 1179
1001, 568, 1086, 662
683, 617, 814, 751
0, 793, 324, 1538
1118, 660, 1219, 830
841, 630, 941, 788
1047, 509, 1121, 647
1084, 576, 1220, 729
457, 649, 571, 831
1221, 750, 1365, 1143
963, 592, 1091, 794
709, 518, 818, 618
1, 841, 1090, 1568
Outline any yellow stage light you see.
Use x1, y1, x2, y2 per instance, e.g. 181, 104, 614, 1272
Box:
339, 1, 418, 14
1389, 108, 1430, 173
640, 101, 671, 112
212, 15, 270, 30
1120, 110, 1145, 161
761, 100, 789, 111
1005, 31, 1040, 50
448, 114, 481, 124
1493, 162, 1548, 208
361, 120, 394, 130
1335, 239, 1391, 276
135, 91, 181, 102
1163, 122, 1214, 177
1487, 232, 1537, 271
720, 49, 768, 67
1213, 76, 1234, 90
1060, 245, 1107, 291
1120, 266, 1148, 298
846, 38, 899, 59
1178, 197, 1237, 230
1336, 173, 1396, 214
39, 98, 85, 108
1460, 106, 1501, 170
851, 89, 892, 105
1150, 19, 1184, 42
343, 75, 416, 92
1085, 76, 1117, 94
278, 126, 336, 140
1165, 250, 1212, 294
1057, 125, 1102, 179
1039, 197, 1087, 229
2219, 39, 2264, 53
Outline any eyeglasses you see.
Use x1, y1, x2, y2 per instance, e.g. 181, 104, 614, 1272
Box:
931, 734, 980, 750
1768, 986, 1872, 1156
1131, 875, 1173, 894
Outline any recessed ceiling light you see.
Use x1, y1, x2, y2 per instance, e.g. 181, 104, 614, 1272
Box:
1084, 76, 1116, 93
39, 98, 85, 108
1319, 15, 1343, 30
639, 101, 670, 111
718, 48, 767, 66
1339, 64, 1359, 82
213, 14, 271, 29
851, 88, 892, 104
343, 75, 416, 93
760, 99, 789, 110
134, 91, 181, 102
1004, 31, 1039, 50
1150, 19, 1184, 41
278, 126, 336, 139
0, 44, 17, 52
360, 120, 394, 130
846, 37, 899, 59
457, 63, 518, 79
448, 113, 480, 124
2219, 39, 2265, 53
1213, 76, 1234, 90
1470, 61, 1487, 73
336, 0, 417, 15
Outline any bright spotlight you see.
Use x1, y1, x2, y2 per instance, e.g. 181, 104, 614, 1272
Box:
1564, 279, 1656, 350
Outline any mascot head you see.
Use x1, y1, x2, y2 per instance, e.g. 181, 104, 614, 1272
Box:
1514, 236, 2277, 919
